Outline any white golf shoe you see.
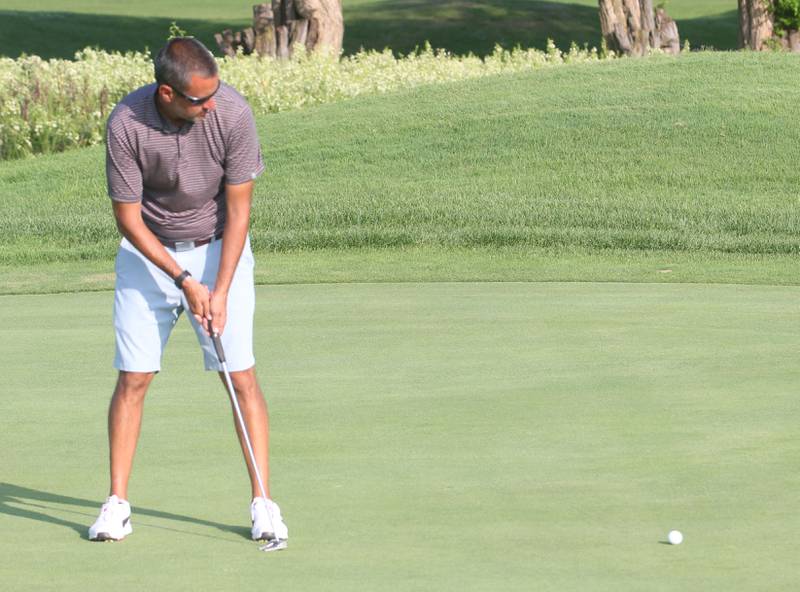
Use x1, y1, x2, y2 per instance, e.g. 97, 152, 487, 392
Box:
251, 497, 288, 541
88, 495, 133, 542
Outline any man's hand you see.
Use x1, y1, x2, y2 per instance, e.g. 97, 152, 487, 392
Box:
209, 290, 228, 336
209, 180, 253, 337
182, 277, 212, 330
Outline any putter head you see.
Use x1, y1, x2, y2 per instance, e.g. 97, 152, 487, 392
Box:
259, 538, 288, 553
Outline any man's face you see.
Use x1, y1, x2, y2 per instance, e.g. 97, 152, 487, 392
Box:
159, 74, 219, 124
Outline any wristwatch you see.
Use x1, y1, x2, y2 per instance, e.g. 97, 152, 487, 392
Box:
174, 269, 192, 289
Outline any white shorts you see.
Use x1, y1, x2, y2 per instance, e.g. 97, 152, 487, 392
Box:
113, 236, 256, 373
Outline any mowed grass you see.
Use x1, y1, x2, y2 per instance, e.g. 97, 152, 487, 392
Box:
0, 0, 738, 59
2, 52, 800, 292
1, 282, 798, 591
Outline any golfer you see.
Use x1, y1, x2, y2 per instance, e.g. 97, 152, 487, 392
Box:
88, 37, 288, 543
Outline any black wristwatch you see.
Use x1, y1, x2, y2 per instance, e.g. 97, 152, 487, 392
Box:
174, 270, 192, 289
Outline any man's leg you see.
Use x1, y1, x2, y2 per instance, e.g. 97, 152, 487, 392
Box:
88, 370, 155, 541
91, 239, 177, 541
108, 371, 155, 500
219, 367, 270, 499
192, 238, 287, 540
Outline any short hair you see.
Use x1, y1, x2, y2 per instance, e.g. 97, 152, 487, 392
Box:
154, 37, 218, 91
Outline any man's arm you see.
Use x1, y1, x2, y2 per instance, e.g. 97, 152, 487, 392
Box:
206, 181, 253, 334
112, 200, 212, 326
208, 180, 254, 336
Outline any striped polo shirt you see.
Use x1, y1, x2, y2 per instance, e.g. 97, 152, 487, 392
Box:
105, 82, 265, 242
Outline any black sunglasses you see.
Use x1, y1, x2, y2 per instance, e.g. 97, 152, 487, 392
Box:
167, 81, 221, 105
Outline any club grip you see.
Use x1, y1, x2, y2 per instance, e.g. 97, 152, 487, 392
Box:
211, 333, 226, 363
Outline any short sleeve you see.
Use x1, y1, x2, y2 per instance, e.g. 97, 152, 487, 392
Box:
224, 106, 265, 185
106, 115, 143, 203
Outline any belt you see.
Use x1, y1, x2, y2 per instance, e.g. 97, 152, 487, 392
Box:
160, 232, 223, 252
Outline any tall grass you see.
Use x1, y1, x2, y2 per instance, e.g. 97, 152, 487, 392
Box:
0, 42, 607, 160
0, 50, 152, 160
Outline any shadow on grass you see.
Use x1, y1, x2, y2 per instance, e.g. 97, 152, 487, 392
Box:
344, 1, 739, 55
344, 0, 602, 56
1, 2, 739, 60
0, 10, 244, 59
678, 9, 739, 51
0, 482, 251, 542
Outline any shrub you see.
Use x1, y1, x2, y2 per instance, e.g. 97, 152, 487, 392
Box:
773, 0, 800, 34
0, 42, 611, 160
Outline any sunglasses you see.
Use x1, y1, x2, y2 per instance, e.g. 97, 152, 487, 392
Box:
168, 81, 221, 106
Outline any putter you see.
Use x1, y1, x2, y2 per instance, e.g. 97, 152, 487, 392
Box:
209, 324, 287, 552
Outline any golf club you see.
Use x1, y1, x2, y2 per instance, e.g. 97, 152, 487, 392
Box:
209, 324, 287, 553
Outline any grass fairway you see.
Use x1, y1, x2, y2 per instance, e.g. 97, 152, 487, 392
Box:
2, 282, 798, 591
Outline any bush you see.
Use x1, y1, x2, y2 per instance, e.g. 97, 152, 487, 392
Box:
0, 49, 154, 160
0, 42, 610, 160
773, 0, 800, 34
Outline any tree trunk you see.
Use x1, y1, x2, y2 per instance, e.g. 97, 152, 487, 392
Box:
738, 0, 774, 50
739, 1, 800, 52
217, 1, 343, 58
214, 29, 237, 58
598, 0, 680, 56
262, 0, 342, 56
253, 3, 277, 57
294, 0, 344, 54
785, 29, 800, 51
655, 8, 680, 54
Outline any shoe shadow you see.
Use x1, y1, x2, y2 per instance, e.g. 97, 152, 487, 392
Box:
0, 482, 251, 542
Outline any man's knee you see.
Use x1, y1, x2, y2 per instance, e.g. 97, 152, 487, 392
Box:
229, 368, 262, 403
114, 371, 154, 403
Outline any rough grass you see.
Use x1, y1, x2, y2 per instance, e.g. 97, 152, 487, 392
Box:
1, 52, 799, 281
0, 0, 739, 59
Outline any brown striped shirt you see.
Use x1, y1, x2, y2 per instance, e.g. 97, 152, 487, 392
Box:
105, 82, 265, 242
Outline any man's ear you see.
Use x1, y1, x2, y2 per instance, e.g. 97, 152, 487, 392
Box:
157, 84, 174, 104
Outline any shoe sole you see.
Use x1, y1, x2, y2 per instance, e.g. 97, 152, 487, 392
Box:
90, 533, 124, 542
89, 521, 132, 542
259, 538, 288, 552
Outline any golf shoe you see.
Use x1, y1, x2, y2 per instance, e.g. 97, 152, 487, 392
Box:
88, 495, 133, 541
251, 497, 288, 541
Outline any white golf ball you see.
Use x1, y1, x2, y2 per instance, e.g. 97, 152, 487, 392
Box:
668, 530, 683, 545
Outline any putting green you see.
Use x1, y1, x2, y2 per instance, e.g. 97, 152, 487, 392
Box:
1, 282, 797, 591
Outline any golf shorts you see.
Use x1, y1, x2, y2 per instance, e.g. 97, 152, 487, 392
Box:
113, 236, 256, 373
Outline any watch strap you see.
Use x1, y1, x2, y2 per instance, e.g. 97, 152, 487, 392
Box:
174, 269, 192, 289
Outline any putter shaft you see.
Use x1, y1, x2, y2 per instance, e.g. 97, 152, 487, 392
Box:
210, 329, 283, 550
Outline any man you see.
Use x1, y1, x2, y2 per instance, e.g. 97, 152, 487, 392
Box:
88, 37, 288, 544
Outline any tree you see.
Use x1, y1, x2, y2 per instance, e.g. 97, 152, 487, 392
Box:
296, 0, 344, 55
739, 0, 774, 49
216, 1, 344, 58
598, 0, 680, 56
739, 0, 800, 51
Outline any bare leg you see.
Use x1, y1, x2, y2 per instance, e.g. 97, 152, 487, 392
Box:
219, 367, 270, 499
108, 371, 155, 500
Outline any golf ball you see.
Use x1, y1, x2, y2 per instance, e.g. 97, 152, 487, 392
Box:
668, 530, 683, 545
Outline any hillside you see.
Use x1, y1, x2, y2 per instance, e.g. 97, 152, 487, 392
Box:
2, 51, 799, 292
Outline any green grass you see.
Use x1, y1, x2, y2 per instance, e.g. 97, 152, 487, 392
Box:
2, 52, 800, 291
2, 282, 799, 591
0, 1, 739, 59
2, 4, 795, 589
4, 247, 800, 296
250, 53, 800, 256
